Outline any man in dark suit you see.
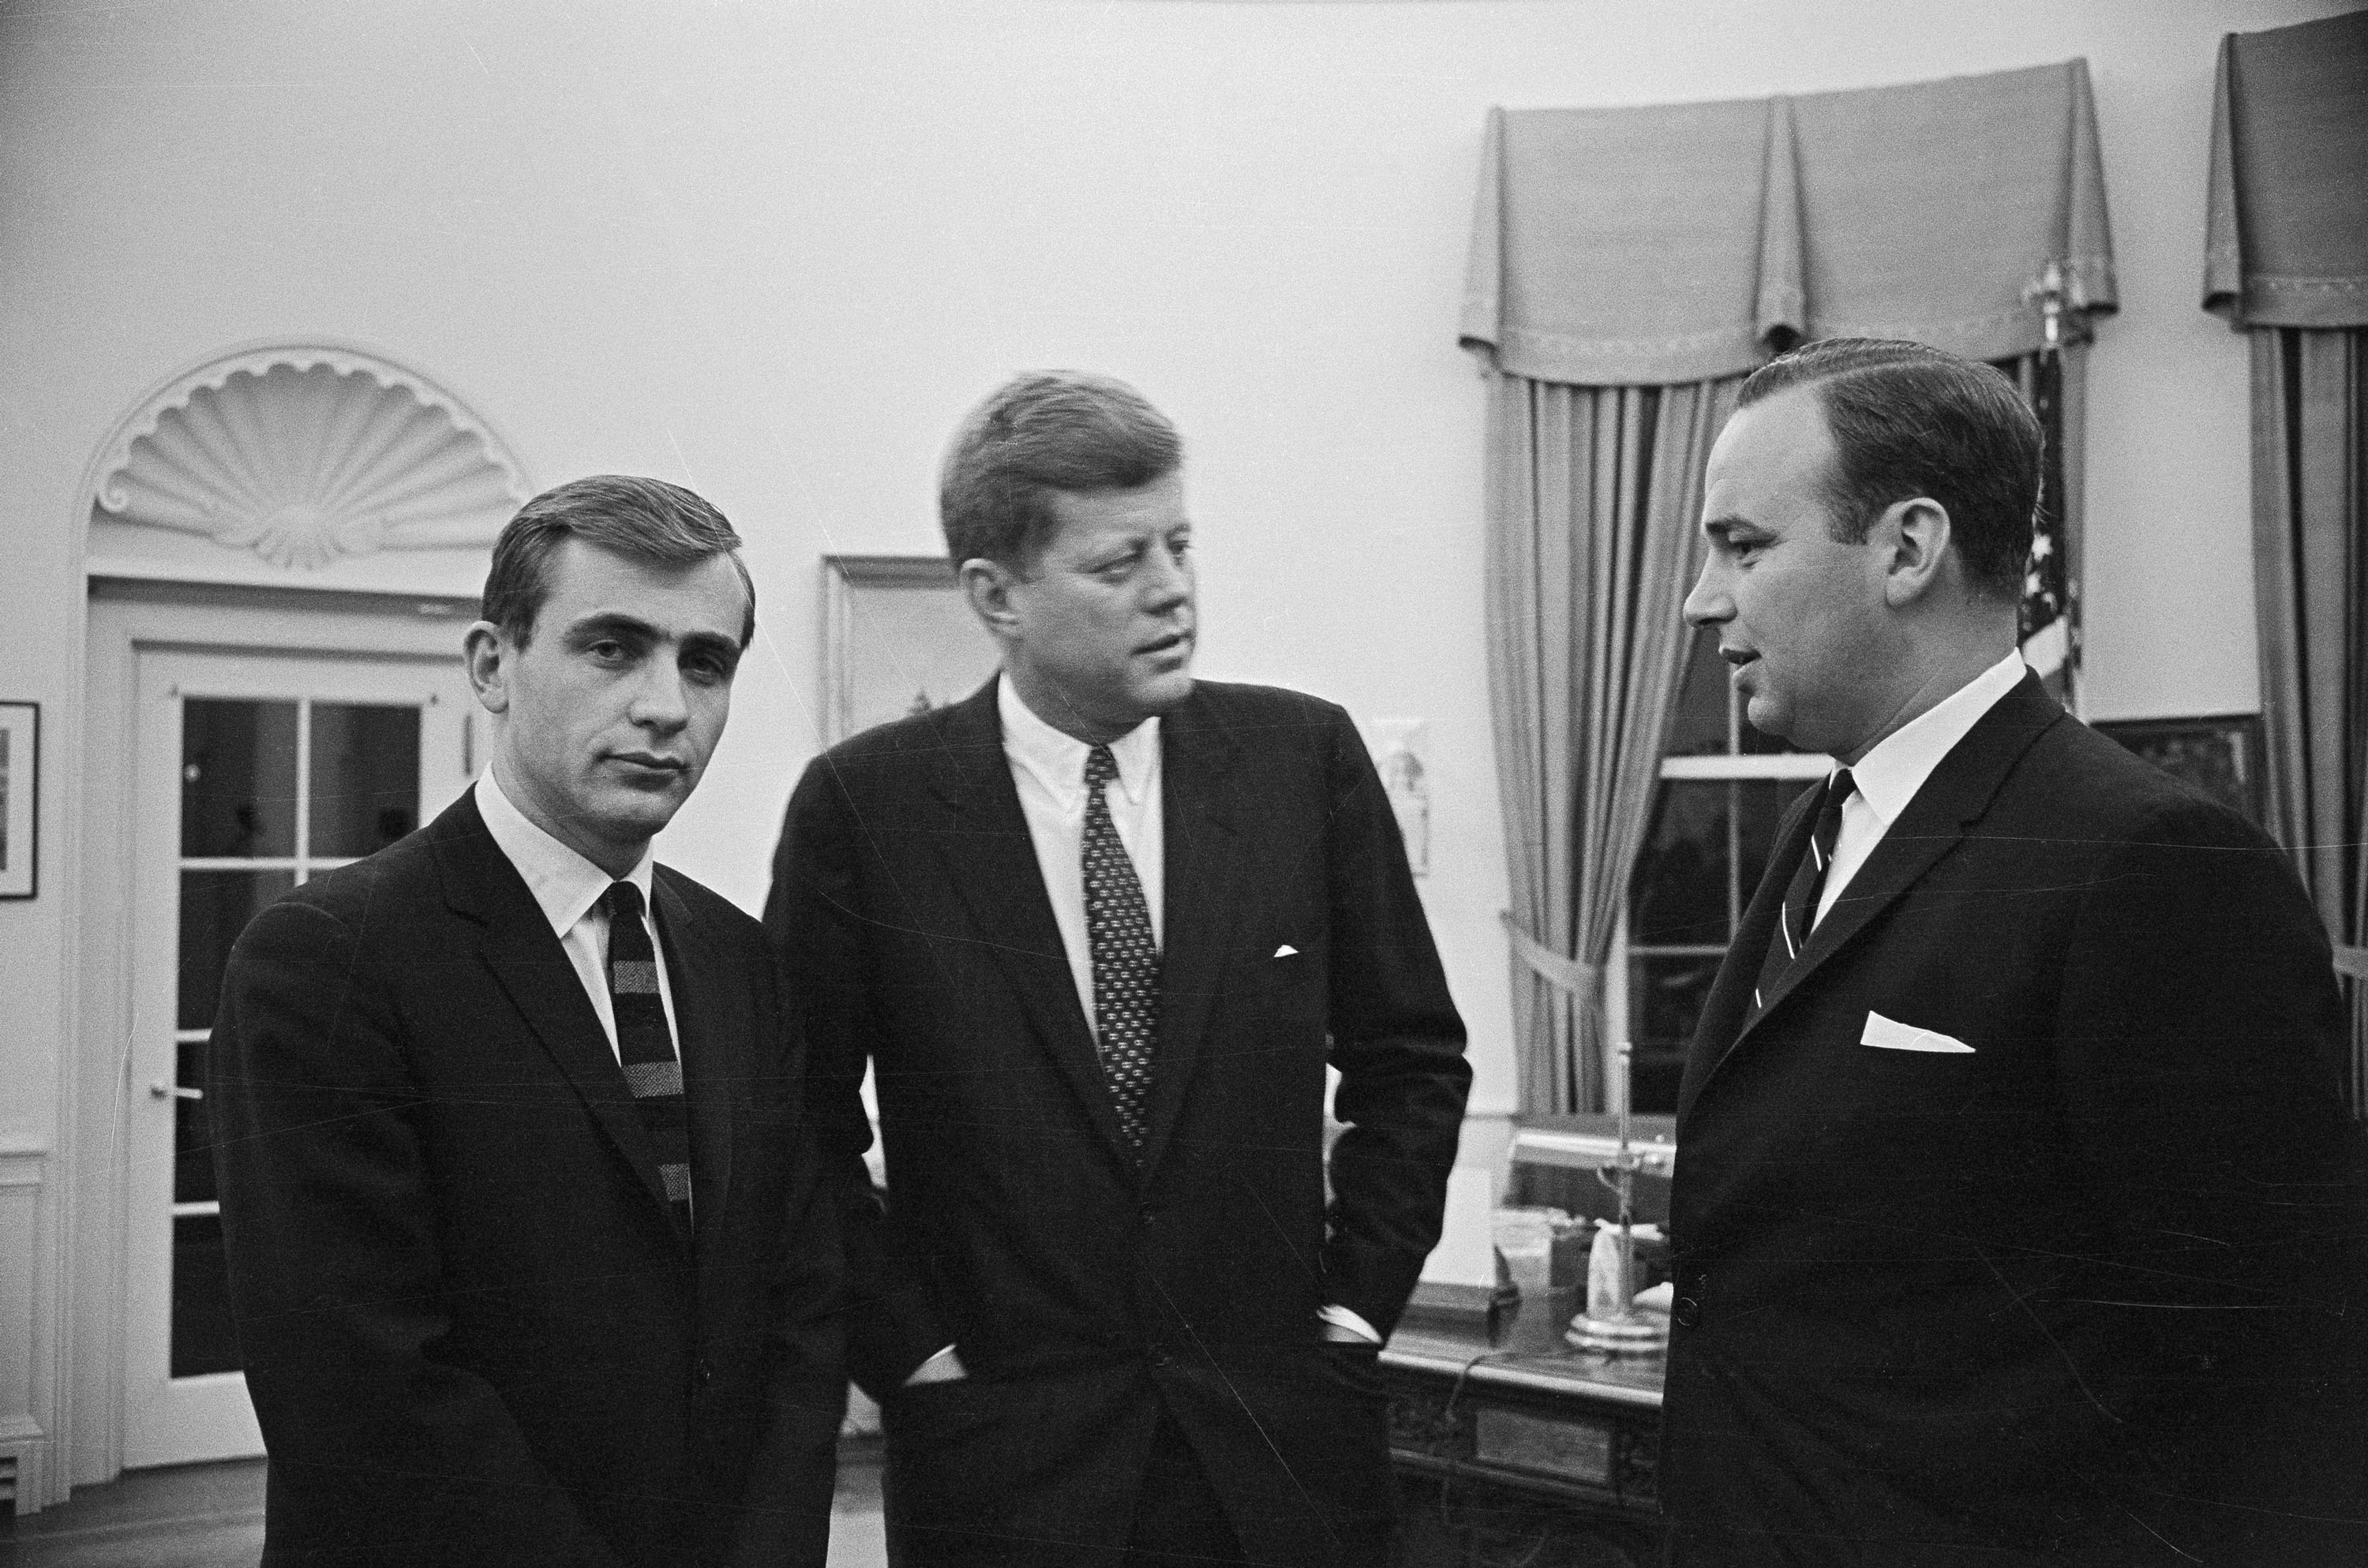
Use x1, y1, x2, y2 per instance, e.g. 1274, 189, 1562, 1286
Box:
211, 476, 844, 1567
1661, 339, 2368, 1564
766, 371, 1471, 1566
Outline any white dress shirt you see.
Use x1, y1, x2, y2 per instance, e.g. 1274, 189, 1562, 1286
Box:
474, 767, 680, 1062
1815, 650, 2029, 928
998, 675, 1164, 1036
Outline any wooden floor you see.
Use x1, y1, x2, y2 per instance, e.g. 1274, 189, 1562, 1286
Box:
0, 1454, 888, 1567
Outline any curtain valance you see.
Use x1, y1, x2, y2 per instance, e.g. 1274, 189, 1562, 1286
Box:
1460, 60, 2118, 386
2204, 10, 2368, 330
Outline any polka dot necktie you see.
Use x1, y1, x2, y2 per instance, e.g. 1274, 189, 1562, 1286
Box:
1083, 745, 1158, 1151
1753, 769, 1856, 1011
601, 881, 695, 1242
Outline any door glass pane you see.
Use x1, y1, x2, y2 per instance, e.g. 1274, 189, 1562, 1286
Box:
170, 1213, 241, 1378
174, 1038, 216, 1206
182, 700, 298, 857
178, 870, 296, 1031
309, 703, 422, 857
1632, 780, 1730, 945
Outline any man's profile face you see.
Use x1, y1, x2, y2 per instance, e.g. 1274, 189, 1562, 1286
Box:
994, 470, 1197, 743
1684, 386, 1896, 757
474, 537, 749, 872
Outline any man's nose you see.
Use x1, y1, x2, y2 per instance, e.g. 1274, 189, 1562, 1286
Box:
1143, 548, 1193, 611
1682, 559, 1729, 628
629, 659, 692, 730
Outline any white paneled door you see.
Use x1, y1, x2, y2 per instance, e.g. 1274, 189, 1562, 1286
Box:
123, 648, 473, 1468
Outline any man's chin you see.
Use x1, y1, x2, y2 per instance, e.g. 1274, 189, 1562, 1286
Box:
1138, 670, 1196, 714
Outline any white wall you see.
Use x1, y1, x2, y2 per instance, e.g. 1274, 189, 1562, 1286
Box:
0, 0, 2352, 1490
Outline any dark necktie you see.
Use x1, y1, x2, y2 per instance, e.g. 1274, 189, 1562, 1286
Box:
1753, 769, 1857, 1010
1083, 745, 1158, 1151
601, 881, 694, 1241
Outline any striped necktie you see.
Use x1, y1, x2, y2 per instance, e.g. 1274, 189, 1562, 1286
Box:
1753, 769, 1856, 1010
1083, 744, 1158, 1151
601, 881, 694, 1241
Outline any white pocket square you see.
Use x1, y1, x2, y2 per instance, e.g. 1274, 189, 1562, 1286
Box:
1860, 1010, 1974, 1053
1274, 945, 1298, 958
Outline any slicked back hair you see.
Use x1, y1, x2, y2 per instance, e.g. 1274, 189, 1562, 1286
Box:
481, 474, 755, 648
1737, 339, 2040, 602
940, 371, 1182, 573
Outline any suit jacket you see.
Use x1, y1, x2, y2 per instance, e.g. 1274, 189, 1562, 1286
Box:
210, 791, 845, 1568
766, 676, 1470, 1564
1661, 674, 2368, 1565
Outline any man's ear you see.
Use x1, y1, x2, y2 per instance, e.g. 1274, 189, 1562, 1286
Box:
959, 558, 1025, 645
1879, 497, 1953, 608
463, 621, 511, 714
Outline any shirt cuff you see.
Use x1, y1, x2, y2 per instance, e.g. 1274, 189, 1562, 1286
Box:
1317, 1304, 1382, 1343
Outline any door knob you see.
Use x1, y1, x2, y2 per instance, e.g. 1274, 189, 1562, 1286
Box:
148, 1082, 204, 1102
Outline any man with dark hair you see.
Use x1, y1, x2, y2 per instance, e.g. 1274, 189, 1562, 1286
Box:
767, 371, 1471, 1566
212, 475, 844, 1567
1661, 339, 2368, 1563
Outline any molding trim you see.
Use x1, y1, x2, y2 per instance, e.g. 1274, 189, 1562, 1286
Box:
83, 339, 531, 574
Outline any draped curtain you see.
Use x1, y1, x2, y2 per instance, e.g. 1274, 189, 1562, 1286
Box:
2205, 11, 2368, 1113
1487, 376, 1736, 1115
1464, 61, 2116, 1114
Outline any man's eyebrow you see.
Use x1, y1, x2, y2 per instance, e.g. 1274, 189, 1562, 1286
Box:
1703, 515, 1764, 541
679, 629, 741, 661
562, 611, 661, 643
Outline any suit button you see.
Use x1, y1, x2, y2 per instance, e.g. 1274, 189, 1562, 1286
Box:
1147, 1345, 1172, 1368
694, 1357, 714, 1390
1673, 1297, 1702, 1330
1138, 1205, 1158, 1226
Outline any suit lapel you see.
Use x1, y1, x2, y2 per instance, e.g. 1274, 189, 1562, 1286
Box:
1137, 692, 1249, 1181
655, 872, 735, 1246
1677, 780, 1820, 1127
431, 792, 675, 1216
1678, 674, 2066, 1128
931, 681, 1139, 1163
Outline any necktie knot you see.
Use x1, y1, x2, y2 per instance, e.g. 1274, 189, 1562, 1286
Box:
1814, 769, 1857, 860
1084, 744, 1119, 792
601, 880, 646, 923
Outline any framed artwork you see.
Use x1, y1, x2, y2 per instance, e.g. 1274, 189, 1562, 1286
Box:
821, 556, 1002, 746
0, 702, 38, 898
2093, 713, 2267, 828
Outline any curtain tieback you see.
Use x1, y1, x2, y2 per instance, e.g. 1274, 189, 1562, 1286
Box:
2334, 944, 2368, 982
1500, 911, 1602, 998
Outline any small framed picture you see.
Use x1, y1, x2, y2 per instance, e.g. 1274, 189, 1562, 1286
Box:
821, 556, 1002, 746
0, 702, 39, 899
2093, 713, 2266, 829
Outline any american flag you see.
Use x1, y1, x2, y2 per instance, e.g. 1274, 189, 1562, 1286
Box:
2019, 339, 2076, 709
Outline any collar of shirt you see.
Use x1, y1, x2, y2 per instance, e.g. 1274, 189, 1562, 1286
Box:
1834, 649, 2029, 829
474, 766, 658, 938
996, 672, 1160, 806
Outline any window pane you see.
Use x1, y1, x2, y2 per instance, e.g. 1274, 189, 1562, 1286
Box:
174, 1038, 217, 1205
1662, 623, 1731, 757
182, 700, 298, 857
178, 870, 296, 1031
1734, 778, 1811, 905
1631, 780, 1730, 946
1630, 954, 1720, 1114
309, 703, 422, 857
170, 1212, 242, 1378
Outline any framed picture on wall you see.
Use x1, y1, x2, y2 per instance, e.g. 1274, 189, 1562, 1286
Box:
0, 701, 39, 899
822, 556, 1002, 747
2093, 713, 2267, 829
